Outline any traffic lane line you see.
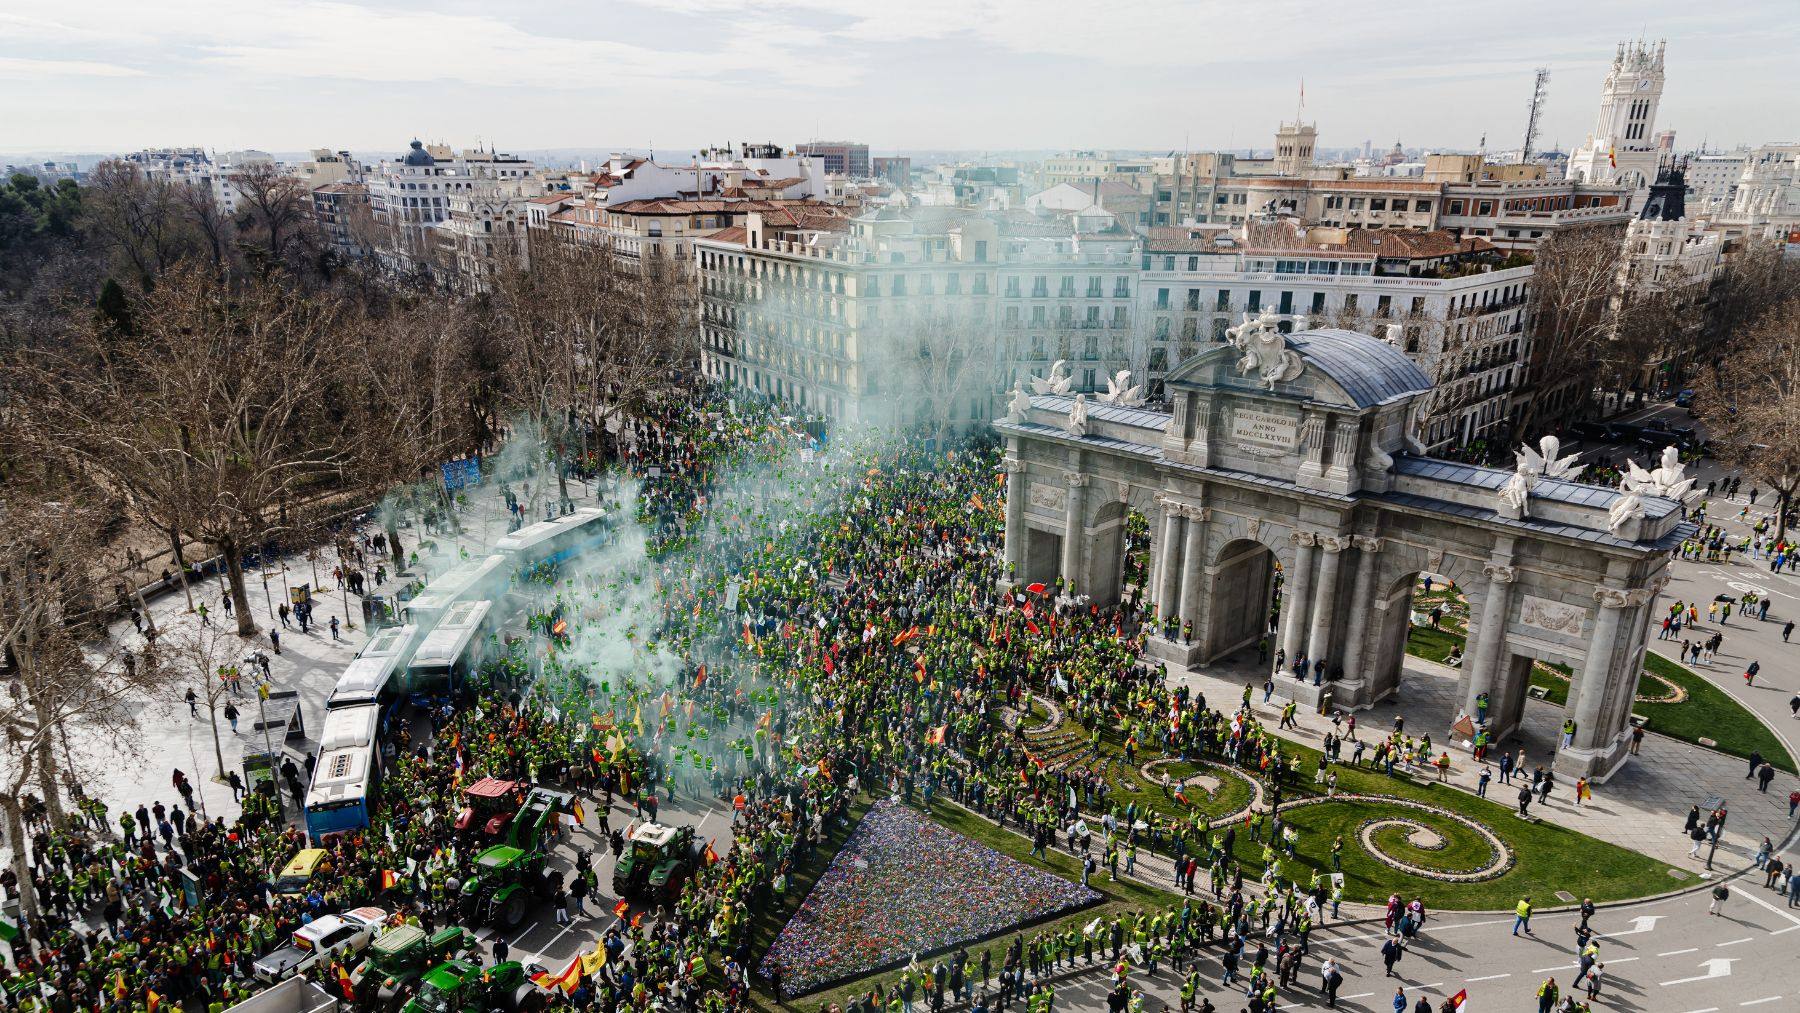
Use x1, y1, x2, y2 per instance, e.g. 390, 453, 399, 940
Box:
1659, 947, 1699, 956
1464, 973, 1510, 982
1740, 998, 1783, 1006
1716, 936, 1753, 946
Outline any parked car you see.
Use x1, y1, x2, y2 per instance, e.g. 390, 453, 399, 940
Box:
253, 907, 388, 984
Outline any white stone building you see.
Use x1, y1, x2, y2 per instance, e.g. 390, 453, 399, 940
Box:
1566, 40, 1666, 192
1138, 219, 1532, 454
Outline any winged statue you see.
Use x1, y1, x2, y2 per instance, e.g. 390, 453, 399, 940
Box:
1063, 393, 1090, 437
1005, 379, 1032, 423
1031, 360, 1074, 396
1620, 445, 1697, 502
1096, 369, 1144, 407
1515, 435, 1581, 480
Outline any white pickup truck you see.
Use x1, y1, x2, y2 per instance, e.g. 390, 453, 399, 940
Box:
252, 907, 389, 984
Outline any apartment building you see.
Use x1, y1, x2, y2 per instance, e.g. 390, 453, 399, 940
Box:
794, 141, 869, 178
695, 205, 1140, 429
1138, 219, 1532, 453
365, 140, 539, 278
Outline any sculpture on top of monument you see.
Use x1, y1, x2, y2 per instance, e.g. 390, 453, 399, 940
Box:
1063, 393, 1090, 437
1608, 487, 1646, 536
1096, 369, 1144, 407
1515, 434, 1581, 480
1498, 463, 1532, 520
1005, 379, 1032, 423
1226, 309, 1304, 390
1031, 359, 1074, 396
1620, 445, 1697, 503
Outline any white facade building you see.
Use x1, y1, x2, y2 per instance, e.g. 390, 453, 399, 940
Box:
1566, 40, 1666, 192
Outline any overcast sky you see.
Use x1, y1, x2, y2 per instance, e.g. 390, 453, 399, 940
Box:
2, 0, 1795, 158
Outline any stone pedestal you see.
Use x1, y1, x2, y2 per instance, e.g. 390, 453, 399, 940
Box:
1146, 634, 1204, 668
1552, 729, 1633, 783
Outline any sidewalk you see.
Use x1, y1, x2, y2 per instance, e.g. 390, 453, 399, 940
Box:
1157, 648, 1792, 874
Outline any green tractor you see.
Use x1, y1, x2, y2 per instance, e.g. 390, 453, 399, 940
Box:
611, 821, 700, 904
349, 925, 475, 1007
458, 788, 573, 931
399, 959, 544, 1013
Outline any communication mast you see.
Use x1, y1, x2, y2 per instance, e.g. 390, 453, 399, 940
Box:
1521, 68, 1550, 163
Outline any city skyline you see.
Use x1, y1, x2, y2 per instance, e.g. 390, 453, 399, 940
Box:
2, 0, 1796, 157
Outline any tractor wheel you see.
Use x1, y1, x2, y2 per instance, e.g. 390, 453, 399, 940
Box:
500, 892, 528, 931
534, 869, 557, 900
511, 985, 544, 1013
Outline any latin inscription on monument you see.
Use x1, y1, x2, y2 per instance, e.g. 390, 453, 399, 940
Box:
1230, 408, 1298, 451
1028, 482, 1066, 514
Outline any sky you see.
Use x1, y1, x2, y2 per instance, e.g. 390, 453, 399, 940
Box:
1, 0, 1796, 159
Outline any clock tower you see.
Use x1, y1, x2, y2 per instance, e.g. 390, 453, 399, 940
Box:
1566, 40, 1666, 193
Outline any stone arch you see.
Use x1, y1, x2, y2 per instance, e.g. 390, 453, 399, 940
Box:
1360, 546, 1479, 706
1202, 536, 1279, 663
1083, 496, 1130, 606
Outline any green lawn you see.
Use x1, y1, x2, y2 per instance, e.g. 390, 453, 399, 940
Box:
1101, 757, 1257, 825
1405, 623, 1794, 773
1635, 654, 1796, 773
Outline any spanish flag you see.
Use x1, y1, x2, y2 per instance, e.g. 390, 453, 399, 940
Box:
614, 899, 630, 919
114, 971, 128, 1000
703, 838, 719, 865
380, 869, 400, 890
147, 991, 163, 1013
926, 725, 947, 745
571, 800, 586, 825
335, 962, 357, 1001
1608, 146, 1617, 169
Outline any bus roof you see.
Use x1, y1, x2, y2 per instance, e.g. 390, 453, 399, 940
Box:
328, 625, 417, 706
305, 747, 372, 807
406, 555, 509, 616
318, 704, 380, 752
411, 601, 491, 671
494, 507, 607, 557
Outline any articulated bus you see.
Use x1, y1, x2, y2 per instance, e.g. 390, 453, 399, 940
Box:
407, 599, 495, 696
326, 624, 419, 710
401, 554, 510, 629
304, 703, 382, 841
495, 507, 609, 570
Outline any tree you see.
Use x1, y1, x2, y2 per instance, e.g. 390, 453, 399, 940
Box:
229, 162, 313, 272
160, 624, 243, 788
12, 267, 359, 638
81, 160, 197, 290
864, 301, 1001, 445
489, 238, 698, 507
0, 474, 167, 936
1514, 224, 1627, 436
175, 181, 236, 275
1699, 240, 1800, 390
1696, 296, 1800, 539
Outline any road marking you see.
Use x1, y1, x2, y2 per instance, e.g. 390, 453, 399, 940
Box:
1728, 882, 1800, 927
1600, 914, 1662, 938
1740, 999, 1783, 1007
1607, 957, 1640, 964
1772, 925, 1800, 935
1658, 947, 1699, 956
1532, 963, 1573, 973
1659, 958, 1736, 987
1716, 936, 1753, 946
1680, 1008, 1720, 1013
1402, 983, 1443, 991
1322, 917, 1512, 944
1342, 993, 1372, 1000
1464, 974, 1510, 982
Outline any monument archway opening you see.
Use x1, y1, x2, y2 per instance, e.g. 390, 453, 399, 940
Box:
1204, 538, 1278, 664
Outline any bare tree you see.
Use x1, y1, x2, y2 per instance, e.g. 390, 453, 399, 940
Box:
1514, 223, 1628, 436
81, 160, 198, 289
230, 162, 313, 272
865, 301, 1001, 444
1696, 296, 1800, 538
175, 182, 236, 275
159, 624, 243, 785
490, 238, 698, 506
11, 267, 359, 638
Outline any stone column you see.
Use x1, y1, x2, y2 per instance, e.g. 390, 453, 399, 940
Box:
1305, 535, 1346, 667
1155, 498, 1183, 621
1002, 459, 1026, 578
1279, 532, 1317, 666
1461, 562, 1516, 722
1571, 586, 1629, 750
1338, 537, 1383, 687
1060, 472, 1087, 587
1177, 506, 1211, 628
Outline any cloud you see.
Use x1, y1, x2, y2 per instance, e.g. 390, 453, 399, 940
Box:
0, 56, 145, 78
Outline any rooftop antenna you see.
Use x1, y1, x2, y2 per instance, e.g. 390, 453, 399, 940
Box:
1521, 67, 1550, 164
1295, 78, 1305, 125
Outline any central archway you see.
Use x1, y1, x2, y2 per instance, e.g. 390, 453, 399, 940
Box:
1204, 538, 1277, 663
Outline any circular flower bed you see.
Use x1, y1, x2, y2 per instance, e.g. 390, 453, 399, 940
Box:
1135, 758, 1260, 824
1344, 799, 1513, 882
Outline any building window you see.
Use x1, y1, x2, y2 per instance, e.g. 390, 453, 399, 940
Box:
1156, 288, 1170, 309
1114, 278, 1131, 298
1215, 290, 1230, 311
1247, 290, 1261, 311
1310, 292, 1326, 313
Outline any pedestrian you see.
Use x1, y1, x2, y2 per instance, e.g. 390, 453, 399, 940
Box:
1709, 882, 1729, 915
1758, 762, 1776, 792
197, 602, 210, 626
1513, 896, 1533, 936
1745, 660, 1760, 686
269, 627, 281, 655
329, 615, 340, 641
185, 687, 198, 716
1380, 936, 1402, 977
224, 701, 239, 733
227, 769, 244, 801
1584, 964, 1603, 1001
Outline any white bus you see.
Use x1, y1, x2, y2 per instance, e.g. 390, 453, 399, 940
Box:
408, 599, 494, 695
402, 554, 509, 628
304, 703, 382, 841
326, 624, 419, 709
495, 507, 610, 570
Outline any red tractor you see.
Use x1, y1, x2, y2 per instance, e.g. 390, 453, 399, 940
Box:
455, 778, 523, 842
